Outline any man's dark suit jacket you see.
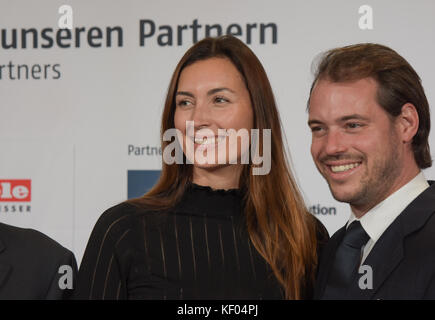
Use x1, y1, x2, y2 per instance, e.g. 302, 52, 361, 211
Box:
0, 222, 77, 299
315, 182, 435, 300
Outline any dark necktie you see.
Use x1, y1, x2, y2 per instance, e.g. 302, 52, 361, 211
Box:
322, 220, 370, 299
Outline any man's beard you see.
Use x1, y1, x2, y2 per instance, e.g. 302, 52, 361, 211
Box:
328, 135, 402, 211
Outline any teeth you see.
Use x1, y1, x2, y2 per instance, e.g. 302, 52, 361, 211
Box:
330, 163, 360, 173
194, 136, 224, 145
195, 137, 214, 145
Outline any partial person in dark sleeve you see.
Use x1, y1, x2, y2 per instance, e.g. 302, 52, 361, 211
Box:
0, 222, 77, 299
75, 35, 328, 300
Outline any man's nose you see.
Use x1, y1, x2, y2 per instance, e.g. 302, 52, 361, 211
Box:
324, 129, 347, 155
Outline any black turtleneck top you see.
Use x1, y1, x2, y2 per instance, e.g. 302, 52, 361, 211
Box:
75, 184, 323, 300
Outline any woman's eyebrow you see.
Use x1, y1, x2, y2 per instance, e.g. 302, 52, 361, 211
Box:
207, 87, 235, 95
176, 87, 235, 97
175, 91, 194, 97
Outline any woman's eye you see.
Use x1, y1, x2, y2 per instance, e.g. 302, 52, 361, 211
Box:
177, 100, 192, 107
346, 122, 362, 129
214, 96, 229, 104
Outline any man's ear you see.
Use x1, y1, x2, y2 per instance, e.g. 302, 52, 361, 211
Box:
397, 103, 419, 143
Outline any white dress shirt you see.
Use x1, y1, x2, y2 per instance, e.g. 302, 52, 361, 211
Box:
346, 171, 429, 264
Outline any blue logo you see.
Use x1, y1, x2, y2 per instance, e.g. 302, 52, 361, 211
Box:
127, 170, 161, 199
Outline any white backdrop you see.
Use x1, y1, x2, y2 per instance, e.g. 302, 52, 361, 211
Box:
1, 0, 434, 265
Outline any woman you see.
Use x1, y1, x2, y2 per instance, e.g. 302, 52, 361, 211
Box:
75, 35, 328, 300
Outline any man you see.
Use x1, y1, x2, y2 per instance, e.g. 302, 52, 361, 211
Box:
0, 222, 77, 299
308, 43, 435, 299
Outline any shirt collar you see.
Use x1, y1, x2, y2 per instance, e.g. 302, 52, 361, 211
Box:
347, 171, 429, 242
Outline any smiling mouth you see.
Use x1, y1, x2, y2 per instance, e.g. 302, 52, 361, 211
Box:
329, 162, 361, 173
193, 136, 225, 145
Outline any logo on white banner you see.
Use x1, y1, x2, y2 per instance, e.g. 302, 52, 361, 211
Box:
0, 179, 32, 213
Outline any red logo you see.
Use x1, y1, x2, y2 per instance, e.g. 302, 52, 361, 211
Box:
0, 180, 31, 202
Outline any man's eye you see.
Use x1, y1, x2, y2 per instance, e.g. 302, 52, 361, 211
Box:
310, 126, 323, 132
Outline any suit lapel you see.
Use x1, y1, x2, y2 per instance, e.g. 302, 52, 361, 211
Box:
350, 182, 435, 299
315, 226, 346, 299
